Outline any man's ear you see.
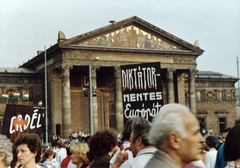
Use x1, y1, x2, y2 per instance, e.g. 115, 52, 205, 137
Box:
135, 136, 142, 146
168, 133, 181, 149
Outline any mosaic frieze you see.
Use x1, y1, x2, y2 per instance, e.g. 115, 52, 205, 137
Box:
78, 26, 181, 51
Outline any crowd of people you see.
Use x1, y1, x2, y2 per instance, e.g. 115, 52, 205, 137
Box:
49, 131, 91, 149
0, 103, 240, 168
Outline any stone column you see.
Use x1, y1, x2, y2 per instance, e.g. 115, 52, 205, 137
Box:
166, 69, 175, 103
114, 66, 124, 132
62, 65, 72, 138
189, 69, 197, 116
177, 73, 185, 105
49, 69, 62, 136
91, 66, 99, 133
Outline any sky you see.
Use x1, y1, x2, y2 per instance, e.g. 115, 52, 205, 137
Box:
0, 0, 240, 78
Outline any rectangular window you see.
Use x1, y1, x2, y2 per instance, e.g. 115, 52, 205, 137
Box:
198, 118, 205, 131
219, 118, 226, 133
197, 91, 202, 101
218, 91, 223, 100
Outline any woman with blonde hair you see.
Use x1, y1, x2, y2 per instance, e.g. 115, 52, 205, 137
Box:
70, 142, 90, 168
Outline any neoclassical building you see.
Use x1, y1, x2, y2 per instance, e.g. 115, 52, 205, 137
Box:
188, 71, 237, 134
1, 16, 235, 138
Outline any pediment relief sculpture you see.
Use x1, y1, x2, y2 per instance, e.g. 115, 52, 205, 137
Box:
78, 25, 181, 51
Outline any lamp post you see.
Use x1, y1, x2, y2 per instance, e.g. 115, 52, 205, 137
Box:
89, 57, 99, 135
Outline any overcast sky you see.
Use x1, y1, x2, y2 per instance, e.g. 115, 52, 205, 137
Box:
0, 0, 240, 78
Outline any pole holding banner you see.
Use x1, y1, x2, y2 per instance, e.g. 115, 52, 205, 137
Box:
44, 46, 48, 145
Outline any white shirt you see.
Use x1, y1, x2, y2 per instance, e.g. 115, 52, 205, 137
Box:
43, 159, 60, 168
204, 148, 217, 168
71, 139, 79, 144
53, 147, 59, 153
193, 160, 206, 168
120, 148, 157, 168
67, 160, 77, 168
72, 133, 77, 138
109, 141, 133, 168
56, 148, 67, 164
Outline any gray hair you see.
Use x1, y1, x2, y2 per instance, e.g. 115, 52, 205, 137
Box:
122, 117, 150, 141
0, 134, 13, 166
148, 103, 189, 148
131, 123, 152, 146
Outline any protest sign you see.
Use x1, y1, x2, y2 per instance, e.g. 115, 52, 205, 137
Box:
1, 104, 45, 141
121, 62, 163, 123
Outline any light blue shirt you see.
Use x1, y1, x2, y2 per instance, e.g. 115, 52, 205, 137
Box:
120, 148, 157, 168
43, 160, 60, 168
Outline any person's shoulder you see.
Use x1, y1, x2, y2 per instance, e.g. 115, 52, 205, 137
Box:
37, 164, 44, 168
205, 151, 210, 157
120, 160, 132, 168
219, 143, 225, 149
144, 157, 172, 168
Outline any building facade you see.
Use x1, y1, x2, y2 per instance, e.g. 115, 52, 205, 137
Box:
185, 71, 237, 134
0, 68, 44, 131
0, 16, 236, 137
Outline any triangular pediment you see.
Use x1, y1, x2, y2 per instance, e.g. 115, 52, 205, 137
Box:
59, 16, 204, 53
77, 25, 181, 51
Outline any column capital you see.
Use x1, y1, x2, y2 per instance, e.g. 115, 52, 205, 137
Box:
91, 65, 100, 78
166, 69, 176, 103
49, 69, 62, 79
166, 69, 176, 79
114, 66, 121, 78
189, 69, 196, 79
177, 73, 186, 83
62, 64, 73, 77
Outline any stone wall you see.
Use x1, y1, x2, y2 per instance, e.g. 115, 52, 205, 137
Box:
197, 101, 236, 134
185, 78, 237, 134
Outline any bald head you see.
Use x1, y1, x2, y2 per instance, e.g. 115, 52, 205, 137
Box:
148, 103, 192, 148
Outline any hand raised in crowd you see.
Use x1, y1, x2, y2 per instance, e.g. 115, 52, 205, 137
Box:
109, 146, 120, 157
112, 148, 129, 168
